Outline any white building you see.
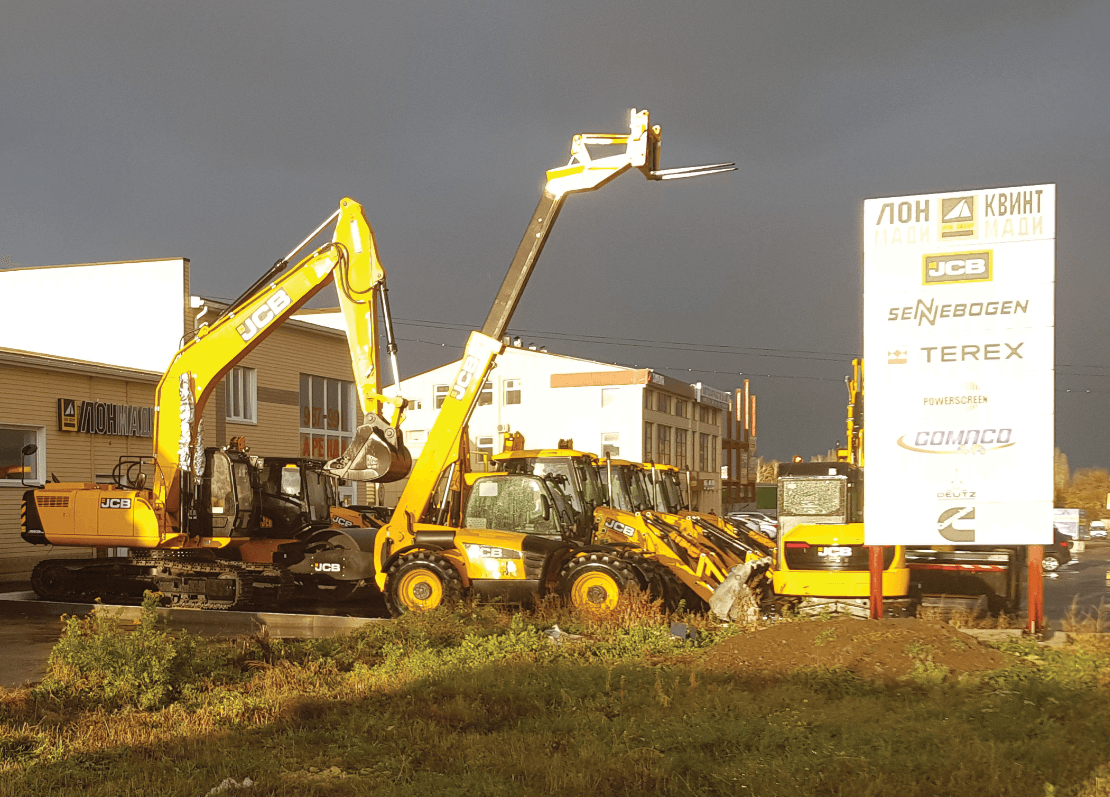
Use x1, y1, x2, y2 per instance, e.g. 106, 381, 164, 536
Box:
388, 343, 737, 513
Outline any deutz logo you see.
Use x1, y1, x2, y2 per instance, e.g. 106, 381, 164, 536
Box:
923, 251, 992, 285
236, 289, 292, 342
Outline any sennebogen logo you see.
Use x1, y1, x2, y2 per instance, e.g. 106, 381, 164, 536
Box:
923, 250, 992, 285
940, 195, 975, 239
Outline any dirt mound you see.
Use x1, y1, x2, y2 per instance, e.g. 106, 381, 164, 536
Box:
702, 617, 1018, 681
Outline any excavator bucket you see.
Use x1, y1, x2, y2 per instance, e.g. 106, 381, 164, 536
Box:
324, 417, 412, 483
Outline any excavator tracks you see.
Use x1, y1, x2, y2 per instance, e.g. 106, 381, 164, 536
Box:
31, 554, 294, 611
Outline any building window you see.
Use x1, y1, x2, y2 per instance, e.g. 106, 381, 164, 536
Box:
644, 389, 652, 410
504, 379, 522, 405
433, 385, 449, 409
478, 381, 493, 407
0, 425, 44, 485
643, 422, 653, 461
601, 432, 620, 457
657, 425, 671, 465
711, 435, 718, 471
601, 387, 618, 408
675, 399, 687, 419
699, 433, 709, 471
299, 374, 356, 460
657, 394, 671, 414
225, 366, 256, 423
675, 429, 688, 469
472, 435, 495, 470
408, 398, 423, 411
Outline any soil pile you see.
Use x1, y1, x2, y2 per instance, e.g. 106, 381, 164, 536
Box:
702, 617, 1018, 681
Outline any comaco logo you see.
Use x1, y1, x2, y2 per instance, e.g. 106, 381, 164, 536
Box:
938, 506, 975, 542
923, 251, 992, 285
897, 428, 1016, 454
236, 289, 293, 342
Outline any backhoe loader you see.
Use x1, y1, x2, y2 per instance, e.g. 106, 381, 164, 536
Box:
370, 108, 735, 615
21, 199, 412, 609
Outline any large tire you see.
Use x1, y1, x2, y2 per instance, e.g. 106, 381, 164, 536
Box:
1041, 554, 1062, 572
384, 551, 463, 617
557, 552, 635, 612
620, 553, 682, 612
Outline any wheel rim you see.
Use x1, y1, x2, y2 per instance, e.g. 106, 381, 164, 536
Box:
570, 571, 620, 611
1042, 556, 1060, 572
395, 568, 444, 610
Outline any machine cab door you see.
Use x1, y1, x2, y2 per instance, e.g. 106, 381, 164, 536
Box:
203, 449, 257, 538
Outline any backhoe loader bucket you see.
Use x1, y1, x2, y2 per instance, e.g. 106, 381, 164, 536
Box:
324, 418, 412, 483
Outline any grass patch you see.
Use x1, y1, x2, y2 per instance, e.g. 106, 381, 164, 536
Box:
3, 597, 1110, 795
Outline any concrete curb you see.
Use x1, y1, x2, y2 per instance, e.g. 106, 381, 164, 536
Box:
0, 592, 387, 639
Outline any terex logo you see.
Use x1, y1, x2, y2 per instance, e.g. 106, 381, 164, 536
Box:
236, 289, 292, 342
938, 507, 975, 542
923, 251, 992, 284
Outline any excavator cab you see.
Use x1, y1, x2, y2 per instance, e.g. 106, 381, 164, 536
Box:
463, 474, 575, 538
198, 448, 258, 538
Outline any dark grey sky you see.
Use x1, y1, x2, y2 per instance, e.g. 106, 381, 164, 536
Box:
3, 1, 1107, 467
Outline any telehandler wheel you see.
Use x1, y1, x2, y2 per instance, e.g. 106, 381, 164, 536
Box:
385, 551, 463, 616
557, 553, 634, 612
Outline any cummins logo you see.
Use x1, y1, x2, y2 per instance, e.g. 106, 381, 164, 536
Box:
897, 428, 1015, 454
923, 251, 992, 284
938, 506, 975, 542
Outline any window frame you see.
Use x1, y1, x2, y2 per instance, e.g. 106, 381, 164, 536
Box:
504, 378, 522, 406
601, 432, 620, 457
225, 366, 257, 424
0, 425, 45, 487
299, 373, 357, 461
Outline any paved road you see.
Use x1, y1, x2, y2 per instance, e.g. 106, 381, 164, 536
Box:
1, 545, 1107, 689
1044, 540, 1110, 629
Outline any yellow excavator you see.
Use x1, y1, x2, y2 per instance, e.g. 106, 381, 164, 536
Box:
21, 199, 411, 608
369, 108, 735, 615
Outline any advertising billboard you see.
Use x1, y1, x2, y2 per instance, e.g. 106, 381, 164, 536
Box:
863, 185, 1055, 545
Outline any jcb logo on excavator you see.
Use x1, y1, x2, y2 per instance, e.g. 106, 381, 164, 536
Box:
817, 546, 852, 559
100, 498, 132, 509
313, 562, 341, 573
236, 289, 293, 342
450, 355, 482, 400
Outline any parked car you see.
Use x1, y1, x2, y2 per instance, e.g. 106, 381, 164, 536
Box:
1043, 527, 1076, 572
727, 511, 778, 539
1091, 520, 1107, 539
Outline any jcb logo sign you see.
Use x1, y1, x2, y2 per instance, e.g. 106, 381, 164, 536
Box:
923, 251, 992, 285
450, 355, 481, 400
604, 518, 636, 538
817, 546, 852, 559
313, 562, 341, 573
236, 289, 293, 342
100, 498, 132, 509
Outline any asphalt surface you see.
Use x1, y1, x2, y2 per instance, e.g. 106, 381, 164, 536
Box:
1, 544, 1107, 689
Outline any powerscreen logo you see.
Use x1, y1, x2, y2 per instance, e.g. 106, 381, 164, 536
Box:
940, 195, 976, 239
923, 251, 992, 285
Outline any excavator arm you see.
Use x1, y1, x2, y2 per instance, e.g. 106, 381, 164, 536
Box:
153, 197, 410, 536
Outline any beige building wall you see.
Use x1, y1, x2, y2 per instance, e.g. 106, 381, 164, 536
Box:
0, 352, 158, 579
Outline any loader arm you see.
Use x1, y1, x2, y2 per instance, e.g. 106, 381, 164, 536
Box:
153, 197, 409, 535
